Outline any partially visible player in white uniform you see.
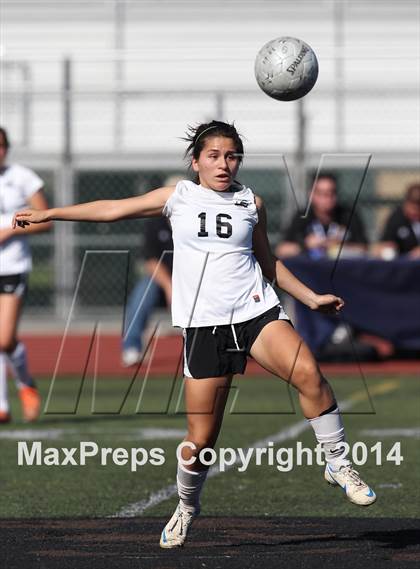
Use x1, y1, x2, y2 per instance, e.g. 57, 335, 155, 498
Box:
13, 121, 376, 545
0, 127, 52, 423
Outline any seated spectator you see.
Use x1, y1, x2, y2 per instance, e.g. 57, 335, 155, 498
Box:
121, 215, 173, 367
276, 173, 368, 259
375, 183, 420, 259
121, 174, 184, 367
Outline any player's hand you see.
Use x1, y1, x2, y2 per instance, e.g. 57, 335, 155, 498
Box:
304, 233, 327, 250
310, 293, 344, 314
12, 209, 50, 228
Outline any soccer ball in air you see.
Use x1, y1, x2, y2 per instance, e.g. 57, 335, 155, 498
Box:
254, 36, 319, 101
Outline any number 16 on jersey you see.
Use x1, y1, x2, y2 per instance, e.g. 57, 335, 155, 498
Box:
198, 212, 233, 239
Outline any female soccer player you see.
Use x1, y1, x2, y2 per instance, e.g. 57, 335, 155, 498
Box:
13, 120, 376, 545
0, 126, 52, 422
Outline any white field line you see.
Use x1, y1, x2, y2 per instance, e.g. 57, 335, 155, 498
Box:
112, 380, 399, 518
0, 429, 71, 440
360, 428, 420, 438
0, 427, 186, 441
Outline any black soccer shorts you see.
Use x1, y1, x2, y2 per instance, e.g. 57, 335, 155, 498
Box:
183, 305, 290, 379
0, 273, 27, 298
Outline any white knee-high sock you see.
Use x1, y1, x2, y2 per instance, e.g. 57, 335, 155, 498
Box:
5, 342, 35, 389
0, 353, 9, 412
308, 403, 351, 470
177, 462, 208, 512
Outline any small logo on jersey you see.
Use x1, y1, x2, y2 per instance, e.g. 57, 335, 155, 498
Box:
253, 294, 261, 303
234, 200, 251, 208
3, 285, 15, 293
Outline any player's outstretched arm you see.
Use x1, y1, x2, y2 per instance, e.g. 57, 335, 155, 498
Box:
252, 195, 344, 315
13, 186, 175, 228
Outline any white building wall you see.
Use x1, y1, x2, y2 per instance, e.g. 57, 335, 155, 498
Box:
2, 0, 419, 162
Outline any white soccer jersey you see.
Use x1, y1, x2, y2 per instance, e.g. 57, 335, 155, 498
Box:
0, 164, 44, 275
163, 180, 283, 327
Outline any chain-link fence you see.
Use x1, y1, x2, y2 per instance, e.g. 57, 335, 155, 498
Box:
1, 0, 419, 317
21, 164, 419, 316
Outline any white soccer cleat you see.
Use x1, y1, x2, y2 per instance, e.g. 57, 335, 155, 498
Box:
159, 502, 198, 548
325, 463, 377, 506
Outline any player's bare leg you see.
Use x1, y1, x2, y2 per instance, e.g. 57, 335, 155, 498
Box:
0, 294, 19, 421
0, 293, 40, 422
183, 374, 233, 466
160, 374, 232, 548
250, 320, 332, 418
250, 320, 376, 506
0, 293, 21, 355
0, 353, 10, 422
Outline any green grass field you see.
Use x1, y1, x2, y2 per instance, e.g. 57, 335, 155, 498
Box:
1, 373, 419, 519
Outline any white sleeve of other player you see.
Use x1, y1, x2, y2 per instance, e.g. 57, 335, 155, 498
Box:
18, 165, 44, 199
0, 213, 14, 229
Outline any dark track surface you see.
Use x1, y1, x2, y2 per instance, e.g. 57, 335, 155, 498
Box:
1, 516, 419, 568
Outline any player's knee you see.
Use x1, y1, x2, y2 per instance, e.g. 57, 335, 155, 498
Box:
190, 436, 216, 454
0, 338, 15, 353
292, 359, 322, 394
